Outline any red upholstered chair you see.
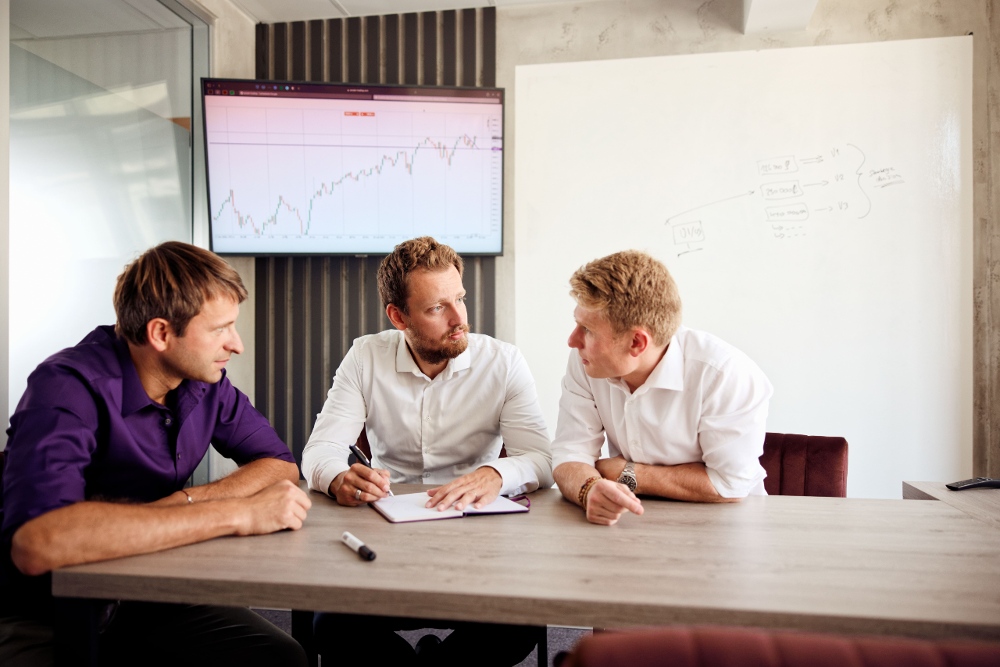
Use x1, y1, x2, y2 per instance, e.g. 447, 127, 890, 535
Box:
759, 432, 848, 497
561, 626, 1000, 667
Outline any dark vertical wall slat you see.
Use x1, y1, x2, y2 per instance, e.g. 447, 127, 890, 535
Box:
327, 19, 344, 82
255, 24, 269, 79
346, 17, 362, 83
365, 257, 386, 333
346, 261, 364, 345
480, 256, 496, 337
465, 258, 480, 333
482, 7, 496, 87
270, 257, 289, 444
442, 10, 457, 86
254, 9, 498, 461
384, 15, 400, 84
309, 21, 324, 81
403, 13, 419, 85
365, 16, 380, 83
255, 260, 271, 422
272, 23, 288, 80
308, 258, 327, 449
291, 259, 308, 460
461, 9, 476, 87
421, 12, 437, 85
291, 21, 307, 81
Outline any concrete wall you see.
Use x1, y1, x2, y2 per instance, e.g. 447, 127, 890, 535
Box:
494, 0, 1000, 476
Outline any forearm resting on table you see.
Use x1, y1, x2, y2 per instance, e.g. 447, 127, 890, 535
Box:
554, 461, 604, 505
12, 477, 309, 576
156, 457, 299, 506
630, 461, 741, 503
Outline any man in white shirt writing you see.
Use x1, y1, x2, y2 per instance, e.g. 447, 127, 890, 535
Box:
552, 250, 773, 526
302, 236, 551, 666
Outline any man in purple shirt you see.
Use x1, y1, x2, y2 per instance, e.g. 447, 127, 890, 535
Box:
0, 242, 311, 666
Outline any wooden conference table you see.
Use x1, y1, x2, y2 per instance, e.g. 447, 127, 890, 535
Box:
53, 484, 1000, 654
903, 480, 1000, 529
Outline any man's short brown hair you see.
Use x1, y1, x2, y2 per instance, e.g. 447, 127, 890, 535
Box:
114, 241, 248, 345
377, 237, 464, 312
569, 250, 682, 347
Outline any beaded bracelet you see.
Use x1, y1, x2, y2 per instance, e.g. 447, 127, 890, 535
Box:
578, 476, 601, 507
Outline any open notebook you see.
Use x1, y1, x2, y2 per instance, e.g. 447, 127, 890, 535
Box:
371, 492, 529, 524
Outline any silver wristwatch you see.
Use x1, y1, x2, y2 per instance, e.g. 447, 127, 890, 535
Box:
617, 461, 637, 492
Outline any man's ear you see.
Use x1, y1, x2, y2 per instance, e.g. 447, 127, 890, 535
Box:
386, 304, 408, 332
145, 318, 172, 352
627, 328, 651, 358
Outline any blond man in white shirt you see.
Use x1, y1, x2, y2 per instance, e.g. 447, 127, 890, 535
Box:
552, 250, 773, 526
303, 236, 550, 666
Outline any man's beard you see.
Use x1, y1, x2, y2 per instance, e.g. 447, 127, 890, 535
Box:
408, 324, 470, 366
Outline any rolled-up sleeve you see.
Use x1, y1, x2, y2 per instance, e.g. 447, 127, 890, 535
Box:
699, 357, 772, 498
211, 375, 294, 465
301, 345, 367, 496
551, 353, 607, 470
2, 368, 97, 544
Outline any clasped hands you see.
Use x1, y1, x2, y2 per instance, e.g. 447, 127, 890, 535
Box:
332, 463, 502, 511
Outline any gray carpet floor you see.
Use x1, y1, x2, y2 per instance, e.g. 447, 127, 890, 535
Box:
252, 608, 590, 666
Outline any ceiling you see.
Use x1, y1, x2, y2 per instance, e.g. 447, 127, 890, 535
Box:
9, 0, 587, 40
10, 0, 817, 40
229, 1, 580, 25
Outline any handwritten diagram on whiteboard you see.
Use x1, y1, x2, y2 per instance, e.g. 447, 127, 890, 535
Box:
666, 144, 904, 255
514, 37, 972, 499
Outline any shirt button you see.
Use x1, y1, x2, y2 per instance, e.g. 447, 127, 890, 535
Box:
164, 417, 172, 426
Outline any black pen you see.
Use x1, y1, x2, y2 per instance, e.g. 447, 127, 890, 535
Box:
349, 444, 394, 496
341, 531, 376, 561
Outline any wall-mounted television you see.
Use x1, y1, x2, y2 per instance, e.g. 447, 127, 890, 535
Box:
202, 78, 504, 255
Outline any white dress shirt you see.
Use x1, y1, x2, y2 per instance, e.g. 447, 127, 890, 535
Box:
552, 326, 772, 497
303, 330, 553, 497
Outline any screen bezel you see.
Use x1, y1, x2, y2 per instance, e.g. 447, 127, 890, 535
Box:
201, 77, 505, 257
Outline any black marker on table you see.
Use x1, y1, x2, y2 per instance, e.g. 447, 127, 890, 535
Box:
349, 444, 393, 496
341, 531, 376, 561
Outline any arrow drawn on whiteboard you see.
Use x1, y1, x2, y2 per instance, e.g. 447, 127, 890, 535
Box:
804, 180, 829, 188
665, 190, 756, 225
800, 156, 824, 164
847, 143, 872, 219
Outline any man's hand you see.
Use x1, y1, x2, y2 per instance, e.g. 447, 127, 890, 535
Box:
584, 479, 644, 526
595, 456, 628, 482
235, 480, 312, 535
331, 464, 392, 506
426, 467, 503, 511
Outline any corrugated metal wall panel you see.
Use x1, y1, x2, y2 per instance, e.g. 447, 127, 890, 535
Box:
255, 9, 498, 465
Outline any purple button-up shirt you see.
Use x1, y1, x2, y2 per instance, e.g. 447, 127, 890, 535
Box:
0, 325, 294, 618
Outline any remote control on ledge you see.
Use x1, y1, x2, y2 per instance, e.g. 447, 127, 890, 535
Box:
945, 477, 1000, 491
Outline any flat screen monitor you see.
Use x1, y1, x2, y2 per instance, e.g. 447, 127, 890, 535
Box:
202, 78, 504, 255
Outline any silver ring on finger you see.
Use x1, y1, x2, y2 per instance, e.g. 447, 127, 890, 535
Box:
355, 488, 363, 501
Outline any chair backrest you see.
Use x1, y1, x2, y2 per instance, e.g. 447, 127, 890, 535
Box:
563, 626, 1000, 667
759, 432, 848, 497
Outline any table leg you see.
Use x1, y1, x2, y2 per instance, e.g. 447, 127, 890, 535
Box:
292, 609, 317, 667
53, 597, 100, 667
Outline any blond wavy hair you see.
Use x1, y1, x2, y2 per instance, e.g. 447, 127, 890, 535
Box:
569, 250, 681, 347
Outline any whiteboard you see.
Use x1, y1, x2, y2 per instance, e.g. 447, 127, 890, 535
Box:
514, 37, 973, 499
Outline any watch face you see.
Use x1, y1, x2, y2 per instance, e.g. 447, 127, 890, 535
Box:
618, 466, 637, 492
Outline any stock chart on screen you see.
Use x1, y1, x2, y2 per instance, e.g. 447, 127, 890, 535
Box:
203, 79, 504, 255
